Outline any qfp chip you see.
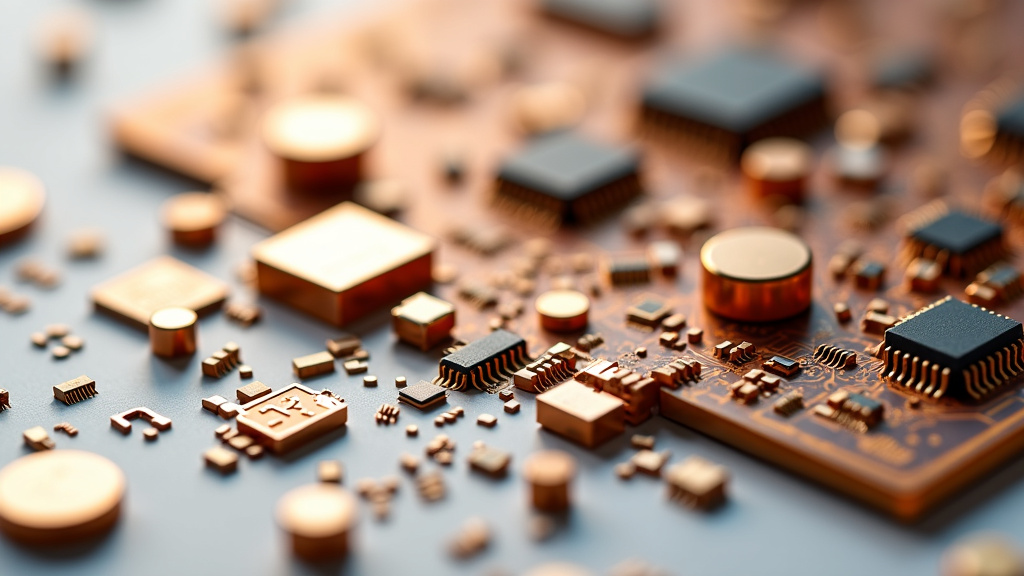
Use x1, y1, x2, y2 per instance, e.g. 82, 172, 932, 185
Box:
494, 132, 642, 226
641, 49, 827, 162
398, 381, 448, 411
879, 297, 1024, 401
541, 0, 660, 39
903, 207, 1005, 277
437, 329, 529, 392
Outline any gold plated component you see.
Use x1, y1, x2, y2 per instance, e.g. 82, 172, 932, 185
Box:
665, 456, 729, 510
148, 306, 198, 358
512, 82, 586, 134
700, 227, 812, 322
741, 138, 812, 203
535, 289, 590, 333
391, 292, 455, 351
91, 256, 228, 330
276, 484, 358, 561
160, 192, 228, 248
261, 96, 379, 194
252, 202, 434, 326
236, 384, 348, 454
292, 351, 336, 379
0, 450, 124, 545
204, 446, 238, 474
237, 381, 271, 403
0, 168, 45, 246
536, 380, 625, 448
23, 426, 55, 451
523, 450, 576, 512
110, 407, 172, 435
53, 375, 97, 405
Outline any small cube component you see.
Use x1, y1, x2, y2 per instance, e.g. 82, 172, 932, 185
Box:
862, 311, 898, 334
53, 375, 97, 405
603, 255, 651, 285
202, 342, 242, 378
202, 395, 228, 413
902, 204, 1005, 278
276, 484, 358, 562
541, 0, 659, 39
879, 297, 1024, 401
318, 460, 344, 484
631, 450, 670, 477
326, 334, 361, 358
0, 388, 9, 411
625, 297, 672, 327
398, 381, 448, 411
741, 138, 813, 203
23, 426, 55, 451
237, 381, 272, 404
292, 351, 335, 379
773, 390, 804, 416
160, 192, 228, 248
817, 390, 884, 430
536, 380, 625, 448
252, 202, 434, 326
762, 355, 800, 377
523, 450, 575, 511
224, 301, 262, 327
391, 292, 455, 351
476, 414, 498, 428
91, 256, 228, 330
665, 456, 729, 510
235, 384, 348, 454
148, 306, 198, 358
204, 446, 239, 474
966, 264, 1023, 306
988, 94, 1024, 164
437, 329, 529, 392
851, 259, 886, 290
641, 49, 827, 162
906, 258, 941, 293
493, 132, 642, 226
468, 445, 511, 478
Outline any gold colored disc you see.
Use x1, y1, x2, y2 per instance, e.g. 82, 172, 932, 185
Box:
261, 96, 379, 163
535, 289, 590, 333
160, 192, 228, 247
150, 306, 198, 331
0, 168, 46, 246
0, 450, 125, 545
741, 138, 812, 183
277, 484, 357, 560
700, 227, 812, 322
513, 82, 587, 134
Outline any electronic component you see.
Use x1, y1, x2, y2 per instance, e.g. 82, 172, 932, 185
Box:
391, 292, 455, 351
23, 426, 55, 451
468, 445, 511, 478
326, 334, 362, 358
851, 259, 886, 290
448, 517, 491, 559
224, 301, 262, 327
0, 451, 124, 545
713, 340, 757, 364
374, 403, 400, 425
763, 355, 800, 377
202, 342, 241, 378
513, 342, 578, 393
990, 93, 1024, 165
148, 306, 198, 358
625, 296, 671, 327
0, 388, 9, 412
861, 310, 898, 334
523, 450, 575, 512
602, 255, 651, 285
773, 390, 804, 416
664, 457, 728, 510
53, 375, 97, 405
631, 450, 670, 477
536, 380, 625, 448
641, 49, 827, 162
576, 360, 659, 425
906, 258, 942, 293
902, 205, 1005, 277
493, 132, 642, 226
965, 263, 1023, 306
649, 358, 702, 389
814, 390, 884, 432
292, 351, 336, 379
879, 297, 1024, 401
276, 484, 357, 560
110, 407, 172, 435
398, 381, 448, 411
535, 289, 590, 332
436, 329, 529, 391
53, 422, 78, 437
160, 192, 228, 248
0, 167, 45, 247
813, 344, 857, 369
236, 384, 348, 454
204, 446, 238, 474
540, 0, 659, 38
700, 227, 812, 321
237, 381, 271, 404
740, 138, 813, 203
252, 202, 434, 326
91, 256, 228, 330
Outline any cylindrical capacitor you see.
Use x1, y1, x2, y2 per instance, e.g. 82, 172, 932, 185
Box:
741, 138, 812, 203
160, 192, 228, 248
148, 307, 198, 357
700, 227, 813, 322
535, 290, 589, 333
523, 450, 576, 512
276, 484, 357, 561
261, 95, 379, 195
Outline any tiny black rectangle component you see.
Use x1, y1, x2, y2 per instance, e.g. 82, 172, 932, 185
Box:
439, 329, 529, 392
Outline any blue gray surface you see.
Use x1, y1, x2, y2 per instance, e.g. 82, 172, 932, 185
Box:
1, 1, 1024, 575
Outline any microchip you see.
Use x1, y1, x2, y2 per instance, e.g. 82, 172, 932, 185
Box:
603, 255, 651, 285
641, 49, 827, 161
904, 208, 1004, 277
398, 381, 448, 411
438, 329, 529, 392
992, 94, 1024, 164
626, 297, 671, 327
494, 132, 642, 226
879, 297, 1024, 401
541, 0, 660, 38
763, 355, 800, 377
53, 375, 97, 405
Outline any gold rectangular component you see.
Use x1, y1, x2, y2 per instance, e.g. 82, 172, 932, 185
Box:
536, 380, 625, 448
292, 351, 335, 379
236, 381, 271, 403
391, 292, 455, 351
252, 202, 434, 326
53, 375, 97, 405
91, 256, 229, 329
236, 383, 348, 454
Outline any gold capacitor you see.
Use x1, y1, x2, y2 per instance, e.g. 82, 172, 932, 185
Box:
276, 484, 358, 561
0, 168, 46, 246
741, 138, 812, 203
523, 450, 576, 512
700, 227, 812, 322
148, 307, 198, 357
160, 192, 228, 248
535, 289, 590, 332
261, 95, 379, 195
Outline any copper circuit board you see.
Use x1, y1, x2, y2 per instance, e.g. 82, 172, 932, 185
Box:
110, 0, 1024, 521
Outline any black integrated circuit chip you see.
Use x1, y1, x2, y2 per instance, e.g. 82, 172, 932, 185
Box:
905, 209, 1005, 277
540, 0, 660, 38
494, 132, 642, 226
879, 297, 1024, 401
640, 48, 827, 161
438, 329, 529, 392
398, 380, 448, 410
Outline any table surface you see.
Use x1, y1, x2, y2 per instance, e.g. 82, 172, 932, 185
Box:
2, 1, 1024, 575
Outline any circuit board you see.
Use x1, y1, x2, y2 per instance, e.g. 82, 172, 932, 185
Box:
107, 0, 1024, 522
5, 0, 1024, 573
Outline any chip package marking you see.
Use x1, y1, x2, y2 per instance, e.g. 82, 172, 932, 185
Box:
53, 375, 97, 405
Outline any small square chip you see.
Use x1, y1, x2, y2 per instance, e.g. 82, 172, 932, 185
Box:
398, 381, 448, 411
641, 49, 827, 162
494, 132, 642, 226
904, 207, 1004, 277
626, 297, 671, 327
879, 297, 1024, 401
